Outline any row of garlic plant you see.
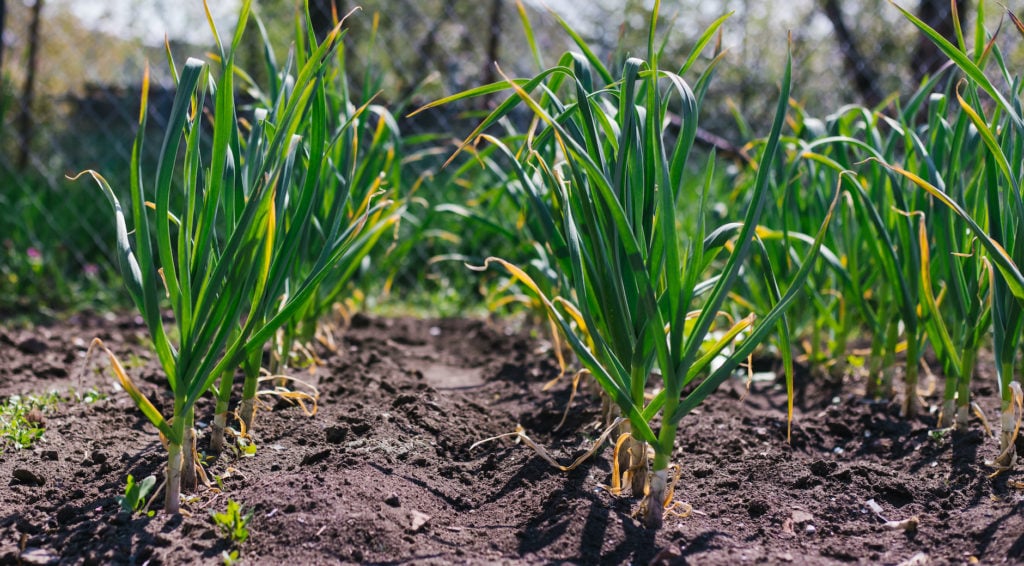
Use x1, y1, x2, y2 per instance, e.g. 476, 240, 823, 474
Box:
746, 0, 1023, 467
81, 1, 403, 512
892, 0, 1024, 468
210, 9, 405, 450
83, 0, 1024, 526
418, 3, 836, 527
428, 0, 1024, 524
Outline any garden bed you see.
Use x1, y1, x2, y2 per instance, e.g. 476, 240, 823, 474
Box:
1, 314, 1022, 564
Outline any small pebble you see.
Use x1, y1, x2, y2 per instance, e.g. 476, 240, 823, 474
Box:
17, 337, 48, 355
13, 468, 45, 486
19, 547, 59, 565
791, 510, 814, 524
25, 409, 46, 427
407, 509, 431, 532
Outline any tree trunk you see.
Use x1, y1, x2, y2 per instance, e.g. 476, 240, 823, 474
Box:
17, 0, 43, 171
818, 0, 884, 107
913, 0, 966, 84
479, 0, 503, 109
309, 0, 344, 43
0, 0, 7, 77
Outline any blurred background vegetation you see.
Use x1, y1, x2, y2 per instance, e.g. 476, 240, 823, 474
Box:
1, 0, 1019, 318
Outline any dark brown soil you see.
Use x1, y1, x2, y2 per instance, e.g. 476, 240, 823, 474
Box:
1, 313, 1022, 565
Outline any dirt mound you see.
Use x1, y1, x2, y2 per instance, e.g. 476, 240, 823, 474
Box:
1, 314, 1021, 564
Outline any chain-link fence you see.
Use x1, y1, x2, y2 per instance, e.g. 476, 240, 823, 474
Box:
0, 0, 1013, 314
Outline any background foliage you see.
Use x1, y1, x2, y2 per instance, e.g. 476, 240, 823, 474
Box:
2, 0, 1020, 316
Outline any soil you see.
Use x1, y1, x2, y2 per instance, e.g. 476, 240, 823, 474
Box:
1, 313, 1023, 565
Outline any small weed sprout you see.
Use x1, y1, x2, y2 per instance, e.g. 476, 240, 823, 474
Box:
0, 392, 59, 452
72, 388, 108, 404
117, 474, 157, 517
221, 550, 241, 566
212, 500, 253, 544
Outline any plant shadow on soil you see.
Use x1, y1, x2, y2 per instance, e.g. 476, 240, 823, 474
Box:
1, 313, 1024, 564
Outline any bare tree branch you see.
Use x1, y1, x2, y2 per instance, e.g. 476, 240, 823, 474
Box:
818, 0, 884, 108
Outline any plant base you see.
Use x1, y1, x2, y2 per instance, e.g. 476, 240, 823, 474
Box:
627, 436, 648, 497
210, 412, 228, 453
639, 468, 667, 529
239, 397, 257, 433
165, 442, 182, 514
180, 427, 198, 492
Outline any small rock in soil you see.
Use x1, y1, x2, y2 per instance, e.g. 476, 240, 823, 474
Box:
15, 518, 41, 534
301, 449, 331, 466
384, 492, 401, 507
900, 551, 929, 566
649, 546, 683, 565
809, 459, 837, 477
791, 509, 813, 524
55, 506, 77, 525
16, 337, 48, 355
407, 509, 431, 533
692, 464, 715, 478
19, 547, 59, 565
37, 364, 68, 379
350, 420, 371, 435
325, 425, 348, 443
25, 408, 46, 427
866, 438, 893, 453
392, 393, 417, 407
13, 468, 46, 486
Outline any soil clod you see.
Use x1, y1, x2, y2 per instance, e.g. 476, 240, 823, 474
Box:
16, 337, 48, 355
12, 468, 45, 486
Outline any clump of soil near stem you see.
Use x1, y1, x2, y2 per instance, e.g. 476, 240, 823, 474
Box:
1, 313, 1023, 564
